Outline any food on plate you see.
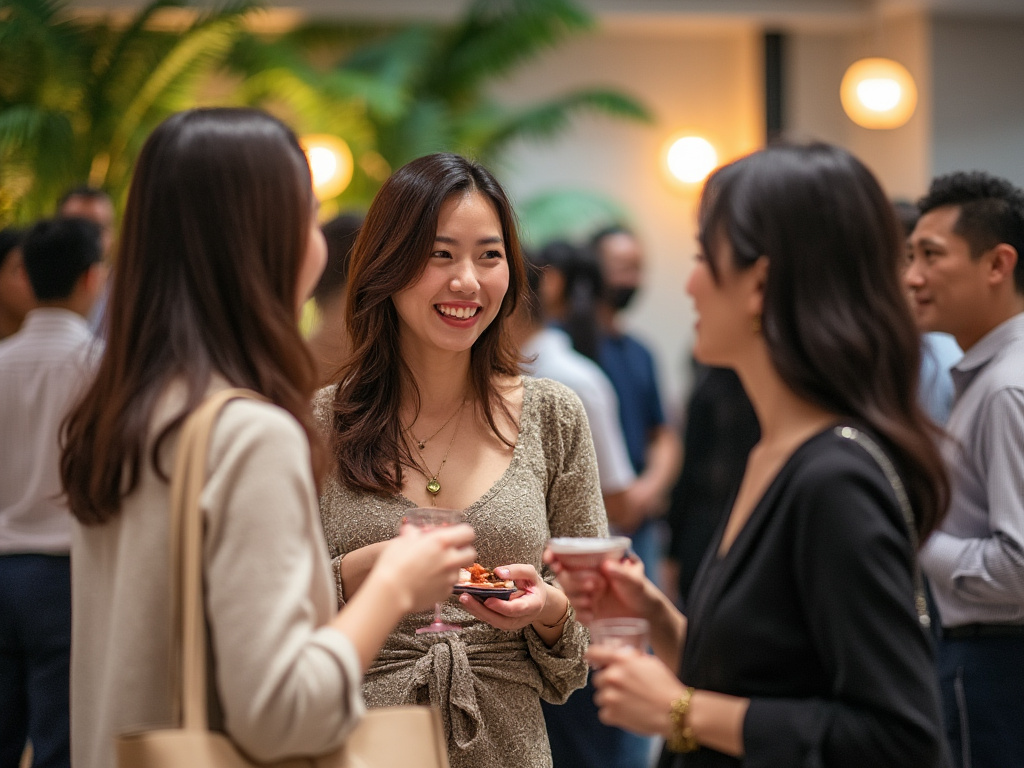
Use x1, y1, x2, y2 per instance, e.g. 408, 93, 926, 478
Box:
457, 562, 514, 589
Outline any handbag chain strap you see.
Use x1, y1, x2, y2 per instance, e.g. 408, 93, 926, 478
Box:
833, 426, 932, 629
168, 388, 268, 729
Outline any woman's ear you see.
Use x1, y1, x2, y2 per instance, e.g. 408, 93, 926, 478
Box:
747, 255, 769, 318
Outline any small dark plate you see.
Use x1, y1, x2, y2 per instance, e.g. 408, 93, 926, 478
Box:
453, 583, 516, 601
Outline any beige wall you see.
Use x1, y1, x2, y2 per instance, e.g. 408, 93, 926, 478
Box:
930, 14, 1024, 186
787, 11, 932, 200
492, 23, 765, 415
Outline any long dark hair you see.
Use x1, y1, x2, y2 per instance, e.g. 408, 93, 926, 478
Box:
331, 152, 526, 496
699, 142, 948, 540
61, 108, 325, 524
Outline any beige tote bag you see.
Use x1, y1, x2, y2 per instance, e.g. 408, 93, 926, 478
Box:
116, 388, 449, 768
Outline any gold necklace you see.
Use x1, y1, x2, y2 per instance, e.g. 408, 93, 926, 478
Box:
409, 401, 465, 500
405, 398, 465, 450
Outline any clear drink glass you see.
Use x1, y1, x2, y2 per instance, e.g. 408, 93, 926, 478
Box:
400, 507, 466, 634
588, 617, 650, 652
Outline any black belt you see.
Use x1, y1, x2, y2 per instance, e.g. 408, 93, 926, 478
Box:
941, 623, 1024, 640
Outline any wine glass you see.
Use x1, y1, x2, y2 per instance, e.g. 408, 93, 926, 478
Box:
400, 506, 466, 634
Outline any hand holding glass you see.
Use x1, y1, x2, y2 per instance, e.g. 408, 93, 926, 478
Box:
399, 507, 466, 634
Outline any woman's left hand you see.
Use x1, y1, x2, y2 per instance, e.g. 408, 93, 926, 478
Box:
588, 647, 687, 737
457, 563, 562, 631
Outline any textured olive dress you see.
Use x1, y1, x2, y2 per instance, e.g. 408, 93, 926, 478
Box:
315, 377, 607, 768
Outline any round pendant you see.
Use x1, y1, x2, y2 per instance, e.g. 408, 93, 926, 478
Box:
426, 478, 441, 495
417, 442, 425, 450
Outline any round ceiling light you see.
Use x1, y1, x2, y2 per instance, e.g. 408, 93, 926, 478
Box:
840, 58, 918, 130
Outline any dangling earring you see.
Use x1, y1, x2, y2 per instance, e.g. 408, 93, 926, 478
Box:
752, 314, 762, 334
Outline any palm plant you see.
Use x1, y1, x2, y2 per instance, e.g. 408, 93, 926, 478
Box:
337, 0, 652, 171
0, 0, 260, 222
0, 0, 649, 221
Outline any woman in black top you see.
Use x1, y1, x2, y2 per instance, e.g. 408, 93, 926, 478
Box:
550, 143, 951, 767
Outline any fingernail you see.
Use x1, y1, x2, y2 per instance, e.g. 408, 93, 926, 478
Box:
496, 567, 510, 578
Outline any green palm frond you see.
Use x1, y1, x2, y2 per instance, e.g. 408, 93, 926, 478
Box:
425, 0, 591, 99
102, 9, 253, 186
279, 20, 391, 54
87, 0, 187, 109
377, 99, 452, 167
463, 89, 652, 162
228, 34, 406, 120
519, 188, 631, 247
342, 25, 437, 97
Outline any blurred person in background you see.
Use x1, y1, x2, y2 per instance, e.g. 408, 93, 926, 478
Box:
306, 213, 362, 386
57, 187, 115, 335
518, 241, 644, 768
665, 362, 759, 610
894, 200, 962, 426
907, 171, 1024, 768
0, 228, 35, 341
0, 216, 105, 768
521, 241, 636, 520
589, 225, 681, 585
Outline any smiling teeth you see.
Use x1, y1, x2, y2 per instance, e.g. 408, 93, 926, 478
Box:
438, 305, 479, 319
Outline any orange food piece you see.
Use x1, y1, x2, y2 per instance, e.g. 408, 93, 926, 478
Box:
460, 563, 513, 588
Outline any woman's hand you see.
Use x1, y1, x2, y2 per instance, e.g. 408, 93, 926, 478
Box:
545, 550, 650, 625
456, 563, 564, 632
588, 648, 687, 737
368, 523, 477, 614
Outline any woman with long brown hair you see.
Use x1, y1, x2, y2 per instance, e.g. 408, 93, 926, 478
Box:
552, 143, 951, 768
60, 109, 476, 768
317, 152, 606, 768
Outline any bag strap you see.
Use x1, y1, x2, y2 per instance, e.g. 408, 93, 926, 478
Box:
168, 388, 268, 730
833, 426, 931, 629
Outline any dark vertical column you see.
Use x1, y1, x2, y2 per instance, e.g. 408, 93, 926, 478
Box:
765, 31, 785, 143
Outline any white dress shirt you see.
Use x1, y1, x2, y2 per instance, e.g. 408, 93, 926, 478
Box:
522, 327, 635, 494
0, 308, 101, 554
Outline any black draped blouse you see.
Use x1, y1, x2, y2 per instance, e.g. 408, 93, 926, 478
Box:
659, 426, 948, 768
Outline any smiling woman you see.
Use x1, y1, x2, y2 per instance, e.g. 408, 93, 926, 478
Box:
391, 190, 510, 357
314, 152, 607, 768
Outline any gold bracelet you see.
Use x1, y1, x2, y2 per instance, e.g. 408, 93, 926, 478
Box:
666, 686, 699, 753
540, 597, 571, 628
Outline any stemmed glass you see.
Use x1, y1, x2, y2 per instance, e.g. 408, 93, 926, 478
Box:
400, 507, 466, 634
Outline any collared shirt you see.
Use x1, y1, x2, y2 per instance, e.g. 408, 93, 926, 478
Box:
919, 332, 962, 425
920, 311, 1024, 627
522, 327, 635, 494
0, 308, 101, 554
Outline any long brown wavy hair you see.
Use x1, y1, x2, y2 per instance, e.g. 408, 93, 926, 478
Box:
330, 153, 527, 496
698, 142, 949, 540
61, 108, 326, 524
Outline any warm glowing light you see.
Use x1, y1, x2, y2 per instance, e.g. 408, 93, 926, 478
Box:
840, 58, 917, 129
299, 134, 353, 200
665, 136, 718, 185
857, 78, 902, 112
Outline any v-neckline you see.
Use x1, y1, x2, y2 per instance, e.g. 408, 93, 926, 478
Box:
683, 425, 840, 666
714, 423, 840, 561
398, 376, 531, 516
